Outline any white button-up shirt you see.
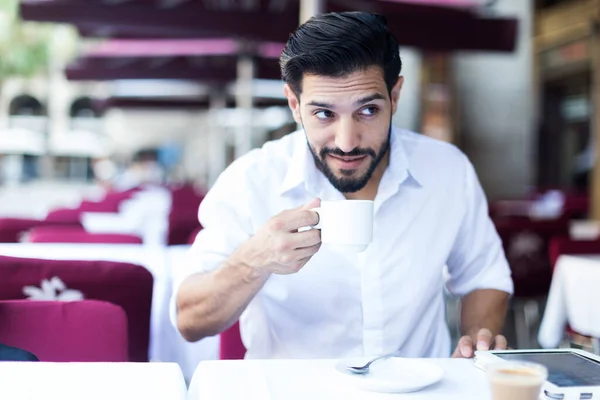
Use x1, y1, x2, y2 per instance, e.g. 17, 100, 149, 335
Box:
171, 127, 513, 359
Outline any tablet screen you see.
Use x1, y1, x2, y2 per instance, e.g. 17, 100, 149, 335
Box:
496, 351, 600, 387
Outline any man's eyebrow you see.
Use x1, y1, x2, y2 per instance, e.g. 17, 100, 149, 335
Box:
306, 101, 334, 109
354, 93, 386, 106
305, 93, 386, 109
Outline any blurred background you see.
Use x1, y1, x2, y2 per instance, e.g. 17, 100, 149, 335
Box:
0, 0, 589, 214
0, 0, 599, 377
0, 0, 535, 215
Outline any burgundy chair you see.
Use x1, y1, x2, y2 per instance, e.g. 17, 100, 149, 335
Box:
28, 226, 143, 244
187, 226, 202, 245
167, 184, 205, 245
489, 199, 533, 219
0, 218, 81, 243
562, 194, 590, 220
494, 216, 570, 349
44, 208, 84, 224
494, 216, 570, 297
0, 256, 153, 362
44, 189, 140, 223
549, 237, 600, 269
0, 300, 128, 362
78, 190, 138, 212
220, 321, 246, 360
79, 201, 121, 212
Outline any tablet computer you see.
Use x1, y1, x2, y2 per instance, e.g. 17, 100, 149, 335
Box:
475, 349, 600, 399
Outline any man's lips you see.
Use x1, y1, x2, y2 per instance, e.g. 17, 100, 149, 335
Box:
327, 154, 367, 168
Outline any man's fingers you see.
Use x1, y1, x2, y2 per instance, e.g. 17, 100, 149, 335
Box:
278, 210, 318, 232
493, 335, 508, 350
293, 242, 321, 259
282, 200, 321, 231
299, 198, 321, 211
297, 198, 321, 229
476, 328, 493, 351
452, 336, 474, 358
453, 330, 507, 358
292, 229, 321, 249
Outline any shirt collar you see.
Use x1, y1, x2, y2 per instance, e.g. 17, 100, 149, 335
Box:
278, 127, 422, 197
279, 131, 311, 196
385, 126, 423, 188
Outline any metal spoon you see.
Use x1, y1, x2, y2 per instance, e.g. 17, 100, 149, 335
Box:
345, 351, 402, 375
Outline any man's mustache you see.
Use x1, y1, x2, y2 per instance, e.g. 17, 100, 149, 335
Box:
320, 147, 376, 159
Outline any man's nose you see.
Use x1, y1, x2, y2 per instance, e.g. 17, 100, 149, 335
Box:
334, 118, 360, 153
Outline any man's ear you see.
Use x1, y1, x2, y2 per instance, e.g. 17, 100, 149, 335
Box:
390, 76, 404, 115
284, 84, 302, 125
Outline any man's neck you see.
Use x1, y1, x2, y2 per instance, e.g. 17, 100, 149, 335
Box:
343, 150, 390, 201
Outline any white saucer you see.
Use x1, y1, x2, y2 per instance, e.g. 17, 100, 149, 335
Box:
333, 357, 444, 393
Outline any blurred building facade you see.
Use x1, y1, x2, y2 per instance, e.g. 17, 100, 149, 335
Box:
533, 0, 600, 217
455, 0, 535, 200
0, 72, 109, 184
0, 0, 546, 205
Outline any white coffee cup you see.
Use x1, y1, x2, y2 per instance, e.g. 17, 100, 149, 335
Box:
311, 200, 374, 253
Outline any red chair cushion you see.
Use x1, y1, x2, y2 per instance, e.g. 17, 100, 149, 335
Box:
28, 226, 143, 244
44, 209, 83, 224
45, 189, 141, 223
0, 300, 128, 362
0, 218, 81, 243
0, 256, 152, 361
220, 321, 246, 360
167, 184, 205, 245
548, 237, 600, 269
494, 216, 569, 297
187, 227, 202, 245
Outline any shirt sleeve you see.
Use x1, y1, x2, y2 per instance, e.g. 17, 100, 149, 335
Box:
169, 162, 256, 329
445, 156, 514, 297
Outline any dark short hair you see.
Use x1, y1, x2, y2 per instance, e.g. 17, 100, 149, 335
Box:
280, 11, 401, 97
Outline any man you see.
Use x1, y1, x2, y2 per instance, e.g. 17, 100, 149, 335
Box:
173, 11, 513, 359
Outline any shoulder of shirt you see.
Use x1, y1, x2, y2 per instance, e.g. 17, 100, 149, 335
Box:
395, 128, 471, 170
214, 130, 300, 188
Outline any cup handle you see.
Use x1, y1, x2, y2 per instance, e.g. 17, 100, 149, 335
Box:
311, 207, 322, 229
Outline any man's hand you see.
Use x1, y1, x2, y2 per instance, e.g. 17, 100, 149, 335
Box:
451, 328, 508, 358
238, 198, 322, 275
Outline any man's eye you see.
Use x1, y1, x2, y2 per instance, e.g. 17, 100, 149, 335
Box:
360, 106, 379, 116
315, 110, 334, 120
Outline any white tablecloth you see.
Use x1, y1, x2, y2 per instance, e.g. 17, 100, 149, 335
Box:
0, 243, 219, 382
0, 362, 186, 400
188, 359, 492, 400
539, 255, 600, 348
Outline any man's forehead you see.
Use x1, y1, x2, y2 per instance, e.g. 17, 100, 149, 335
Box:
300, 68, 388, 103
302, 67, 385, 88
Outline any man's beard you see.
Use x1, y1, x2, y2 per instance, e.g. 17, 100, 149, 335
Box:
307, 126, 391, 193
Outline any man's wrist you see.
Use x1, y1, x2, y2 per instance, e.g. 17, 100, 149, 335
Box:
228, 242, 270, 284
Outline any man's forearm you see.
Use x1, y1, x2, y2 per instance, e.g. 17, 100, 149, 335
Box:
460, 289, 509, 339
176, 247, 270, 342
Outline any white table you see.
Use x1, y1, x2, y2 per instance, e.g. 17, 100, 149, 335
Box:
0, 243, 219, 382
0, 362, 186, 400
188, 359, 493, 400
539, 255, 600, 350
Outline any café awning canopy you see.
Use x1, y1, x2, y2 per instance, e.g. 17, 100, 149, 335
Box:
93, 96, 288, 111
65, 39, 283, 82
21, 0, 517, 52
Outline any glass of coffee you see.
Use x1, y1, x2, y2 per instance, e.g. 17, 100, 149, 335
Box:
486, 361, 548, 400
